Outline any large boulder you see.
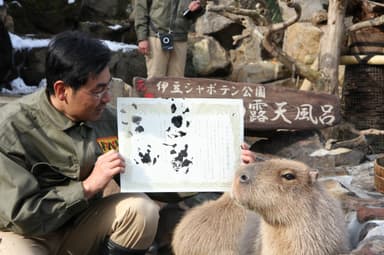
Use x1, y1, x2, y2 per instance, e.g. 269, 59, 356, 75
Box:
283, 22, 323, 66
109, 49, 147, 85
80, 0, 131, 21
7, 0, 82, 34
195, 8, 244, 50
189, 35, 231, 76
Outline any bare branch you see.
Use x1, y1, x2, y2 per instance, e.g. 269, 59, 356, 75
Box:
261, 1, 324, 88
207, 4, 268, 24
232, 32, 251, 46
348, 14, 384, 32
359, 128, 384, 136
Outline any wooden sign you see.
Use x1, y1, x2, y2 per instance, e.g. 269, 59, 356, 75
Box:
133, 77, 341, 132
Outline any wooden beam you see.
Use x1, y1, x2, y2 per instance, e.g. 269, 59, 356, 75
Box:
340, 55, 384, 65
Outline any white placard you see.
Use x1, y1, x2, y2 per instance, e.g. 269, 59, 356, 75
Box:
117, 97, 244, 192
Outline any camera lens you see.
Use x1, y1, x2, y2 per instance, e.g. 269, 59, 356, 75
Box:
162, 37, 170, 44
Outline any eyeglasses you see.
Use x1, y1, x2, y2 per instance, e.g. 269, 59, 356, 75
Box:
89, 84, 111, 99
81, 81, 112, 99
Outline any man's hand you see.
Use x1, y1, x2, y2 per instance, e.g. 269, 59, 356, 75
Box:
241, 143, 257, 165
189, 0, 201, 12
82, 150, 125, 199
138, 40, 150, 55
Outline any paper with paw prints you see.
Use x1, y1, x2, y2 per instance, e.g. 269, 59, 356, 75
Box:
117, 97, 243, 192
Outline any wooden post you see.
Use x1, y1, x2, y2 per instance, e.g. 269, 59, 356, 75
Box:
319, 0, 347, 95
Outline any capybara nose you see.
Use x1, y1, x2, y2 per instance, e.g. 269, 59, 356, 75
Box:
239, 173, 250, 184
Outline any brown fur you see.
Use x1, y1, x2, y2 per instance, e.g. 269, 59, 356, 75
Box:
172, 159, 350, 255
171, 193, 252, 255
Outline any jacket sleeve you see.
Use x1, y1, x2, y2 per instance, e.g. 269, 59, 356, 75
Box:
0, 152, 88, 236
134, 0, 151, 42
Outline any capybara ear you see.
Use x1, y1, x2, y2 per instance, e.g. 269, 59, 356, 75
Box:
309, 169, 319, 184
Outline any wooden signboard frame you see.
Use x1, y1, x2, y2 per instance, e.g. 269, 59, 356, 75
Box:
132, 76, 341, 132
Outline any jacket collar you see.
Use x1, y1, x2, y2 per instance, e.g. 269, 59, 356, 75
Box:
37, 89, 93, 131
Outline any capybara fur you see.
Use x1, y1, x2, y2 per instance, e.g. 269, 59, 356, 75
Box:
171, 158, 350, 255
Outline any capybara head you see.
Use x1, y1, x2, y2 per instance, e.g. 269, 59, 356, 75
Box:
232, 158, 319, 225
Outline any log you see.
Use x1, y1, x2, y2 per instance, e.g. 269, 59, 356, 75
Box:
319, 0, 347, 95
325, 134, 369, 152
132, 77, 341, 132
348, 14, 384, 32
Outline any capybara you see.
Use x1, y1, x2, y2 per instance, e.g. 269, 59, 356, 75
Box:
172, 158, 350, 255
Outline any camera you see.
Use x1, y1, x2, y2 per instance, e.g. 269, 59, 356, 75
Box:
182, 8, 191, 17
160, 33, 174, 51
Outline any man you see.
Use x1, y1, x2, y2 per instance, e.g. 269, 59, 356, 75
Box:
0, 31, 160, 255
0, 30, 257, 255
135, 0, 204, 78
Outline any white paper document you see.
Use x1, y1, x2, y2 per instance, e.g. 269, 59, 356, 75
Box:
117, 97, 244, 192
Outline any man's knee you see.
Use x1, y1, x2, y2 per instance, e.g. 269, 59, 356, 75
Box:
123, 194, 160, 229
111, 194, 160, 248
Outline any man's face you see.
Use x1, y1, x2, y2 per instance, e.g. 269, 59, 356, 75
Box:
65, 67, 112, 122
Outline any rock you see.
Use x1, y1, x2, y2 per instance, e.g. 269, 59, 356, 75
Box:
357, 207, 384, 223
195, 11, 234, 36
351, 229, 384, 254
310, 147, 365, 167
321, 178, 351, 200
283, 22, 323, 66
251, 130, 327, 167
229, 61, 290, 83
78, 20, 136, 44
278, 0, 327, 22
109, 49, 147, 85
195, 11, 243, 50
18, 47, 47, 85
81, 0, 131, 20
190, 35, 231, 76
9, 0, 82, 34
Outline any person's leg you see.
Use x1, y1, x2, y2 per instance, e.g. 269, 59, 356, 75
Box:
57, 193, 160, 255
146, 36, 170, 79
166, 41, 188, 77
0, 231, 54, 255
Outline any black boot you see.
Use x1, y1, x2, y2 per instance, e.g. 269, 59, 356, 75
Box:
100, 238, 148, 255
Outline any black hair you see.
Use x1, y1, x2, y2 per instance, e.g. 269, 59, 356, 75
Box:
45, 30, 112, 95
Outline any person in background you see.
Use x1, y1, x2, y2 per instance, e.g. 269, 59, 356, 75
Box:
135, 0, 204, 79
0, 30, 257, 255
0, 3, 17, 91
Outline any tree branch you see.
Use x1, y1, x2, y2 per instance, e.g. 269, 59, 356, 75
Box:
261, 1, 324, 89
348, 14, 384, 32
207, 4, 268, 25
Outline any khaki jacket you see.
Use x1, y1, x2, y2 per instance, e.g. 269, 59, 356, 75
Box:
134, 0, 203, 42
0, 89, 118, 235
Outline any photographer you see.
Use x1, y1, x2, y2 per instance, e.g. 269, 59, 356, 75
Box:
134, 0, 204, 79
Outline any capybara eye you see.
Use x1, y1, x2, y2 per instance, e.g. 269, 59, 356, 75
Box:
239, 174, 250, 183
282, 173, 295, 180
